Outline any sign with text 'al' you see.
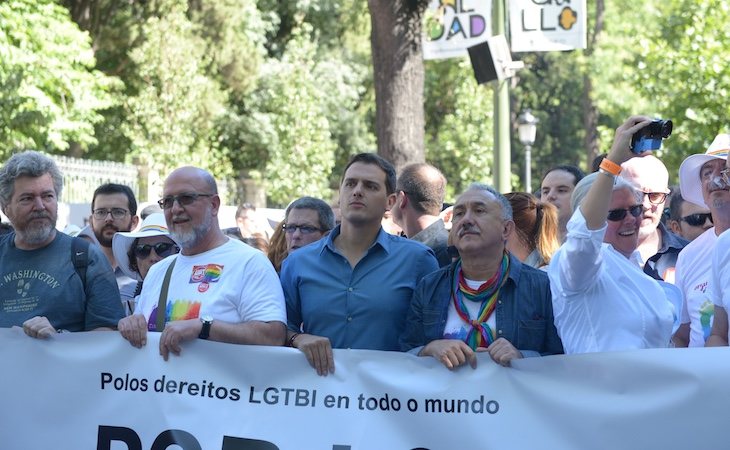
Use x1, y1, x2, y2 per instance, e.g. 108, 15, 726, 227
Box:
423, 0, 493, 60
509, 0, 586, 52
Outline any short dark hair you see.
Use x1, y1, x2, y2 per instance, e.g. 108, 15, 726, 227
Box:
342, 153, 397, 195
396, 163, 446, 216
285, 196, 336, 231
92, 183, 137, 216
541, 165, 586, 187
669, 188, 686, 221
236, 202, 256, 219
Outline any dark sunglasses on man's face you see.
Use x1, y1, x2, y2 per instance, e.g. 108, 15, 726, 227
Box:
134, 242, 179, 259
607, 204, 643, 222
681, 213, 713, 227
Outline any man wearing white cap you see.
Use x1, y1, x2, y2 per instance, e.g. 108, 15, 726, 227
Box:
673, 134, 730, 347
620, 155, 687, 282
117, 167, 286, 359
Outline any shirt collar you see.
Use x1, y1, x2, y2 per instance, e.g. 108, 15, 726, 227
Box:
321, 225, 391, 255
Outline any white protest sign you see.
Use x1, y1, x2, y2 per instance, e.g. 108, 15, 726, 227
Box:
509, 0, 586, 52
422, 0, 493, 60
0, 328, 726, 449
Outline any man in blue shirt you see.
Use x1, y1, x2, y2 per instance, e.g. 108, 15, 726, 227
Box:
400, 183, 563, 368
281, 153, 439, 375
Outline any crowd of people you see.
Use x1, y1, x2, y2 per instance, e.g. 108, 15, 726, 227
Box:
2, 115, 730, 374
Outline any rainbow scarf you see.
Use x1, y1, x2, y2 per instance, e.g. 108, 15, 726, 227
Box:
451, 253, 510, 349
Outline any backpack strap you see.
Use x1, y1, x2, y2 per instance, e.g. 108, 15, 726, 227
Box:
71, 236, 90, 288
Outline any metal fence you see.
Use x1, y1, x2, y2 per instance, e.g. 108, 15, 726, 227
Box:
51, 155, 235, 205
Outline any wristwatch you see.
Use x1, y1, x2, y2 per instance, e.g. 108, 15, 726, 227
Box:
199, 315, 213, 340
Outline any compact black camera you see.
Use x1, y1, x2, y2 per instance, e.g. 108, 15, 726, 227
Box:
630, 119, 673, 153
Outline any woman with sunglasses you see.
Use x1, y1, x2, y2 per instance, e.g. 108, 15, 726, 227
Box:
547, 116, 679, 354
112, 213, 180, 315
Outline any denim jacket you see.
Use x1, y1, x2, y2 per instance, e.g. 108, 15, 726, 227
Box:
400, 253, 564, 357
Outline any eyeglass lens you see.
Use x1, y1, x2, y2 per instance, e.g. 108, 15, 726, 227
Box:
682, 213, 713, 227
158, 193, 212, 209
134, 242, 179, 258
284, 224, 320, 234
607, 205, 643, 221
93, 208, 128, 220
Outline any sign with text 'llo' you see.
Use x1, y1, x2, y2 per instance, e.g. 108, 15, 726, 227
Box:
509, 0, 586, 52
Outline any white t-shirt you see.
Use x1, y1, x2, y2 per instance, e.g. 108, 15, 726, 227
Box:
444, 278, 497, 343
676, 228, 716, 347
135, 239, 285, 330
548, 208, 675, 354
711, 229, 730, 342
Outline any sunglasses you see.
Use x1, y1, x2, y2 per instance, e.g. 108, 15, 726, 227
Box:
157, 193, 213, 210
134, 242, 180, 259
681, 213, 713, 227
607, 204, 643, 222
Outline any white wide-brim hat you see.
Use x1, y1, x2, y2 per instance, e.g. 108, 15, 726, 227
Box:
679, 134, 730, 208
112, 213, 179, 281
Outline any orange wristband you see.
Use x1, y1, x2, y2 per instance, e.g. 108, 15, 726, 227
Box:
599, 158, 622, 176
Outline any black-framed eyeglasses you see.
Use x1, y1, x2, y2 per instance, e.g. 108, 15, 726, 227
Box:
133, 242, 180, 259
681, 213, 713, 227
607, 204, 643, 222
642, 191, 668, 205
92, 208, 129, 220
157, 193, 214, 210
282, 224, 322, 235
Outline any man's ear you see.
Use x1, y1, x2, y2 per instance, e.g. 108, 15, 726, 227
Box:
385, 192, 397, 211
130, 215, 139, 230
211, 195, 221, 216
668, 219, 681, 236
502, 220, 515, 242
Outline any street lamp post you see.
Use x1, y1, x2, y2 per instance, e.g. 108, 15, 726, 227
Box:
517, 109, 539, 192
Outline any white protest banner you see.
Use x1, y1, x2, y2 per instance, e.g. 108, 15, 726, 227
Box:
422, 0, 492, 60
0, 327, 726, 449
509, 0, 586, 52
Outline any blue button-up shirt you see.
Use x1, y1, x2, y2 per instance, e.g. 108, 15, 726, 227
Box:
400, 253, 563, 356
281, 225, 439, 351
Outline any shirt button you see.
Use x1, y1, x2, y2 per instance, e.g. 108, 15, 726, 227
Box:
498, 330, 503, 334
498, 300, 502, 304
348, 287, 353, 292
347, 316, 352, 321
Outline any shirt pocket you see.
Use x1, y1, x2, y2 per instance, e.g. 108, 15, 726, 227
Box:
516, 319, 547, 352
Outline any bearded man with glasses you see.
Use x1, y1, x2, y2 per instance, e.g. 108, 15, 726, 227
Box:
117, 166, 286, 359
619, 155, 688, 283
671, 134, 730, 347
89, 183, 140, 314
547, 116, 679, 354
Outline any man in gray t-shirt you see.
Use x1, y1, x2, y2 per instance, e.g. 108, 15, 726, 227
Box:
0, 151, 123, 338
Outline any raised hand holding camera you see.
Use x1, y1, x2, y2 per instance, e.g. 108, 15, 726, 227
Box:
630, 119, 673, 153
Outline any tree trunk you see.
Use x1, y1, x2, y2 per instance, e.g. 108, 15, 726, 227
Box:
367, 0, 429, 172
583, 0, 605, 169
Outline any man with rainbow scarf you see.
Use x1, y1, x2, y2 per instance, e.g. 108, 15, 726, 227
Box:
400, 183, 563, 368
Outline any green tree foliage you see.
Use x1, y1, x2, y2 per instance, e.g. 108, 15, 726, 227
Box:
122, 1, 230, 179
634, 0, 730, 174
226, 25, 374, 205
0, 0, 120, 158
425, 59, 495, 200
